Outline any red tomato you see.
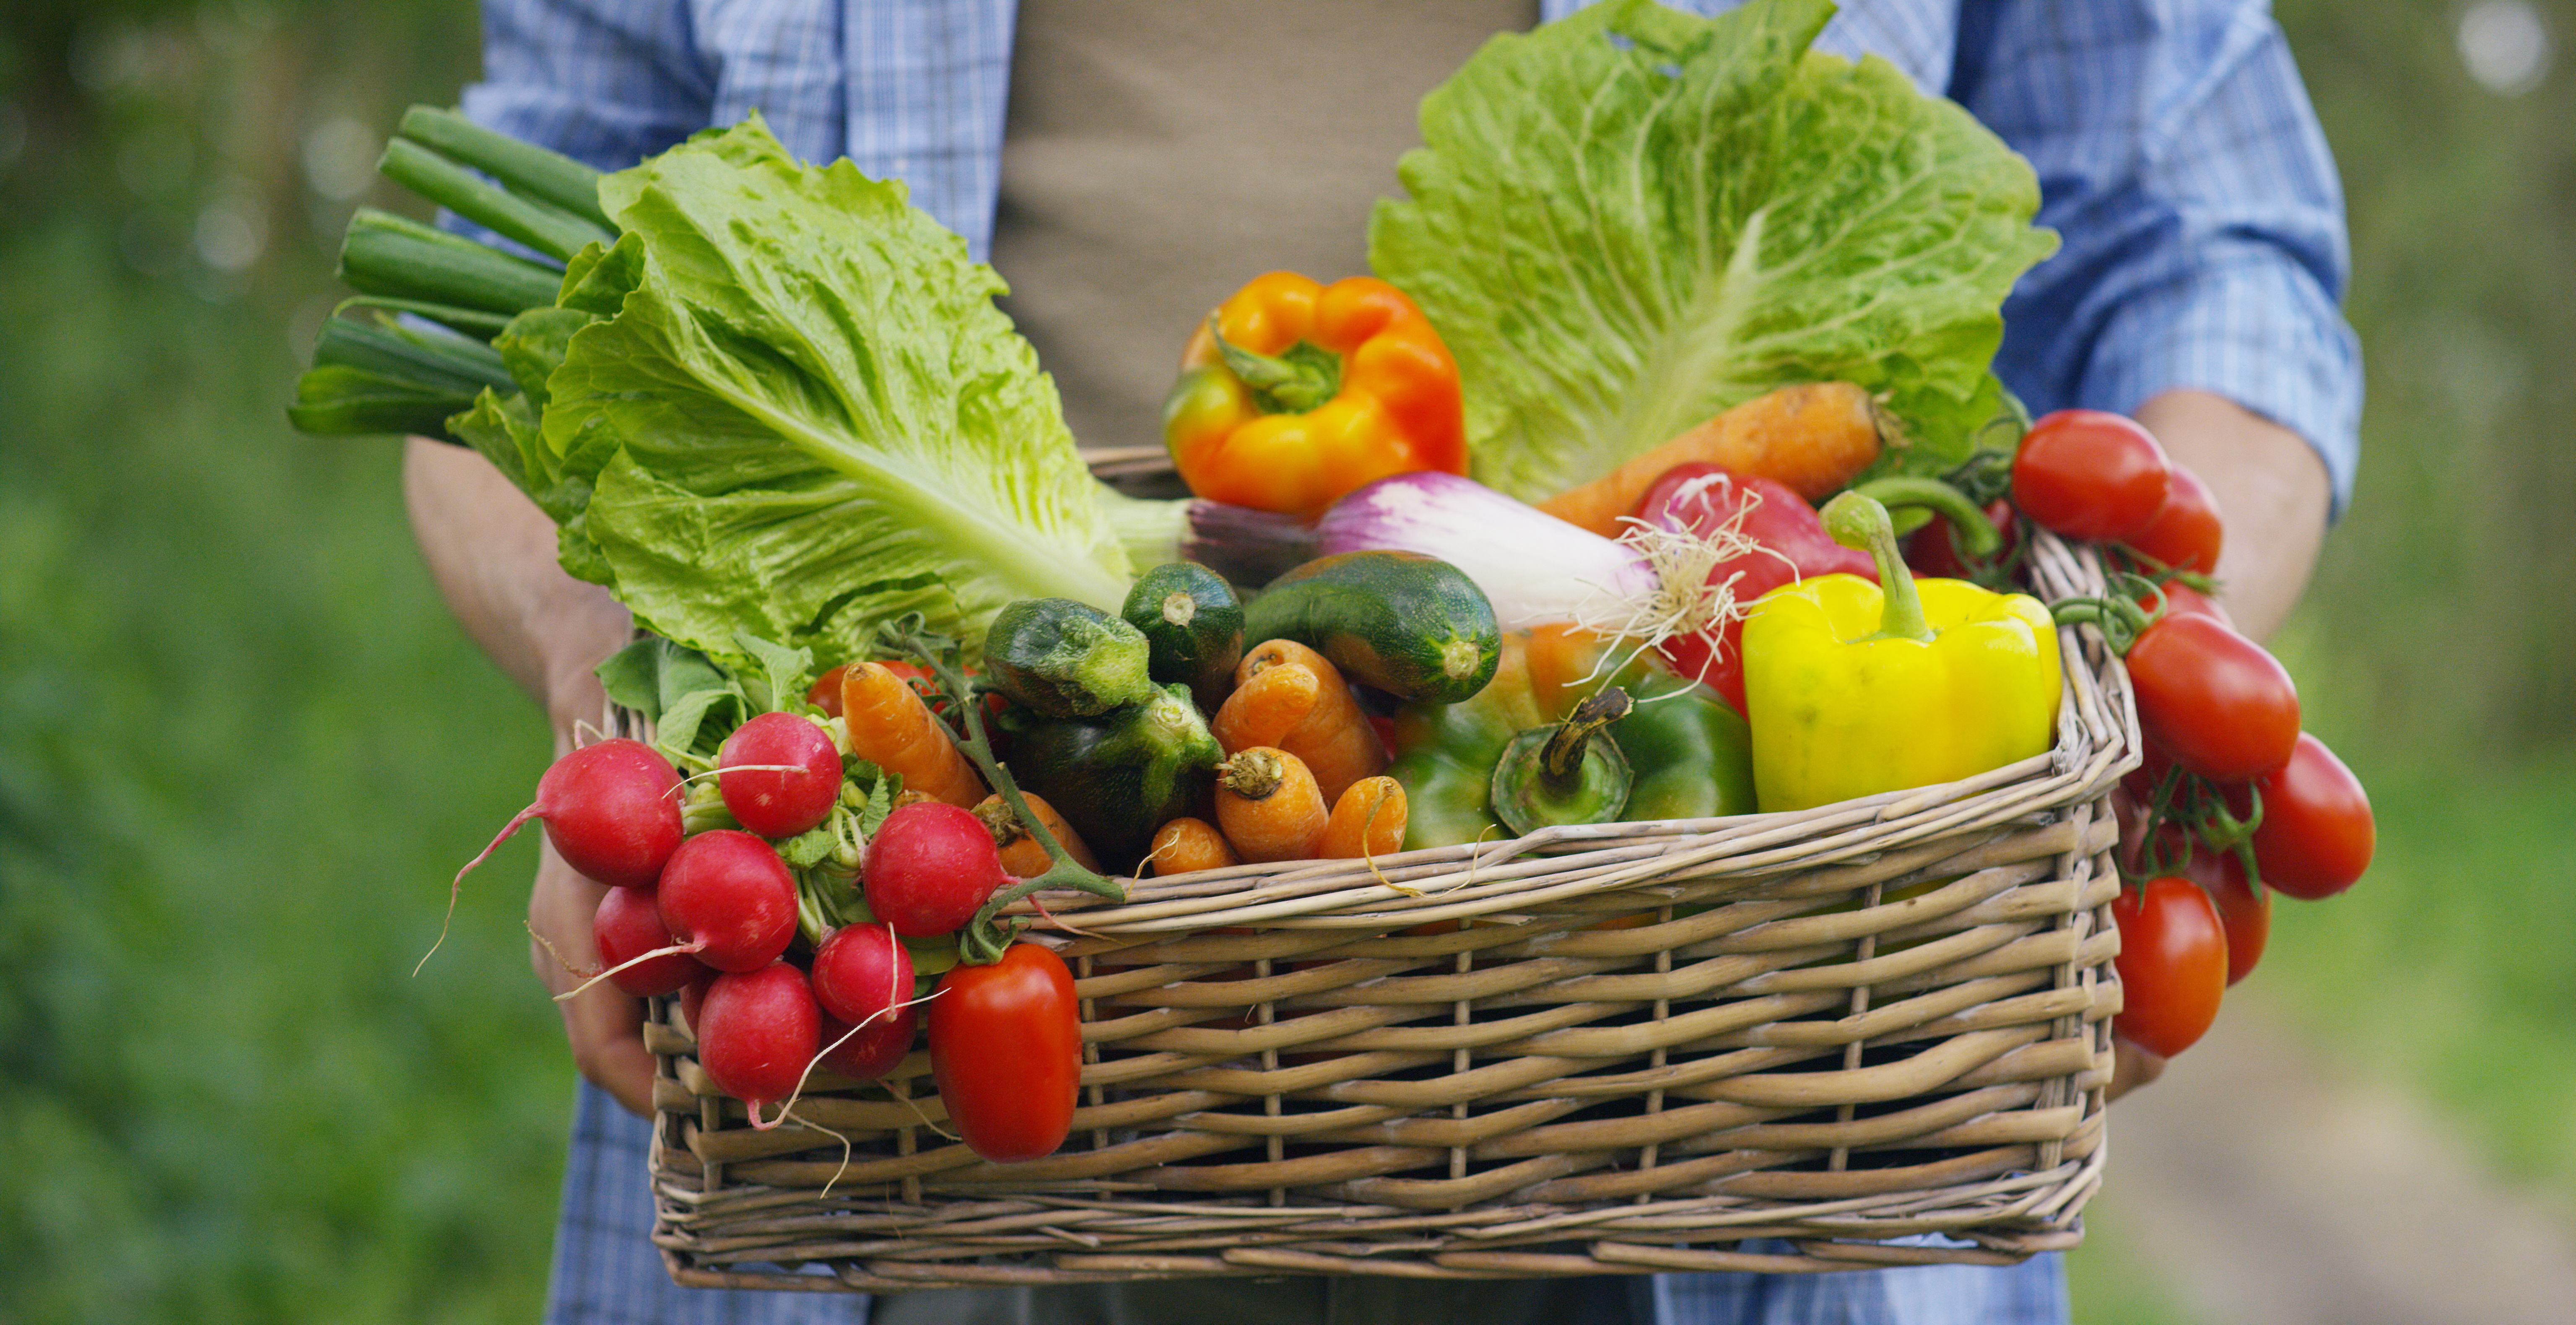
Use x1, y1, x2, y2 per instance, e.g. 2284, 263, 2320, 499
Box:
2012, 410, 2173, 541
806, 663, 853, 717
1905, 499, 2018, 580
2251, 733, 2375, 900
930, 943, 1081, 1163
2127, 613, 2300, 781
2110, 876, 2228, 1057
2125, 464, 2224, 575
2184, 850, 2270, 985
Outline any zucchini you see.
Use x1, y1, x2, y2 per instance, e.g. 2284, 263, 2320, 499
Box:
1244, 551, 1500, 704
982, 598, 1154, 719
1011, 685, 1222, 865
1121, 562, 1243, 708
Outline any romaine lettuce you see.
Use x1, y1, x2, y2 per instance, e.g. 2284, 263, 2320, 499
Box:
531, 119, 1136, 666
1369, 0, 2058, 501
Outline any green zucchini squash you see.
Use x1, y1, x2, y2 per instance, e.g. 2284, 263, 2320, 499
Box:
1244, 551, 1500, 704
1121, 562, 1243, 709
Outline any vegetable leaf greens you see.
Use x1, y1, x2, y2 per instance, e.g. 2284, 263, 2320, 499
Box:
1370, 0, 2058, 500
490, 117, 1135, 668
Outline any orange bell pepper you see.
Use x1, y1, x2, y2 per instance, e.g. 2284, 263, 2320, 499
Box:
1161, 272, 1467, 516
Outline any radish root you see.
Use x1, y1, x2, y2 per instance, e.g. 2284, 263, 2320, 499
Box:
419, 801, 541, 977
549, 940, 705, 1002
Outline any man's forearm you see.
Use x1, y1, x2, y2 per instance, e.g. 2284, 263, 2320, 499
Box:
403, 439, 631, 732
2130, 390, 2334, 642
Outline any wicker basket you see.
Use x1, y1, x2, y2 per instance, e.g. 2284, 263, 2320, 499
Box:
635, 462, 2136, 1291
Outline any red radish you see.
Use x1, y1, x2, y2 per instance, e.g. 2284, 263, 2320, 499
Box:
695, 962, 821, 1124
458, 739, 684, 890
863, 802, 1010, 937
423, 738, 686, 973
811, 922, 916, 1026
718, 712, 843, 839
592, 886, 706, 997
655, 830, 800, 971
678, 968, 717, 1035
818, 1009, 915, 1081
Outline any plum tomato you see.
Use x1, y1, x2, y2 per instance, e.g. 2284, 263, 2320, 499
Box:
930, 943, 1081, 1163
2251, 733, 2374, 900
2127, 613, 2300, 782
2012, 410, 2173, 542
2125, 464, 2224, 575
2184, 849, 2270, 985
2111, 876, 2228, 1057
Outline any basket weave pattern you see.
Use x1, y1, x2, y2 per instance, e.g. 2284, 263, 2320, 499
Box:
641, 530, 2135, 1291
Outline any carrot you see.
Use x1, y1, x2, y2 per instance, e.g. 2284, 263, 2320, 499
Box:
1232, 639, 1389, 803
1212, 660, 1321, 753
1214, 747, 1329, 863
1318, 777, 1407, 860
1537, 382, 1885, 537
973, 792, 1101, 877
1144, 817, 1237, 877
839, 661, 986, 807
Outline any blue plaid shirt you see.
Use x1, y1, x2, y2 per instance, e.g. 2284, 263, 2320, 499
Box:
480, 3, 2358, 1321
462, 0, 2361, 512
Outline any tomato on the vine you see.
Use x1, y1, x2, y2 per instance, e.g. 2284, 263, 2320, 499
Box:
2012, 410, 2172, 541
2111, 876, 2228, 1057
2124, 464, 2224, 575
2250, 733, 2374, 899
2126, 613, 2300, 781
2184, 850, 2270, 985
930, 942, 1081, 1163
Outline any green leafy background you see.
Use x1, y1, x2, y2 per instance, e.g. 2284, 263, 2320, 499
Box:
3, 1, 2572, 1321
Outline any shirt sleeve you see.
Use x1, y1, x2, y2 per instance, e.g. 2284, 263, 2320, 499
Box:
1953, 0, 2363, 516
458, 0, 715, 172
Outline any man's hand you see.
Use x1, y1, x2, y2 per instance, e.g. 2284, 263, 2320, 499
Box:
405, 439, 659, 1117
2132, 389, 2333, 644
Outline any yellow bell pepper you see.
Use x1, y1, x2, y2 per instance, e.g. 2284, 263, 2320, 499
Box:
1742, 492, 2060, 812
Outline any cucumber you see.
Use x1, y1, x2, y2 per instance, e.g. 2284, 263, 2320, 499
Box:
1244, 551, 1501, 704
1011, 685, 1222, 865
1121, 562, 1243, 708
982, 598, 1154, 719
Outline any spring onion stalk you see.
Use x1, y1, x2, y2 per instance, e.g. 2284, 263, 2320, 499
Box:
376, 137, 615, 263
337, 208, 564, 316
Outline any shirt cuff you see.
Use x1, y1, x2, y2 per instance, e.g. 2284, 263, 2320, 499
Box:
2078, 257, 2363, 520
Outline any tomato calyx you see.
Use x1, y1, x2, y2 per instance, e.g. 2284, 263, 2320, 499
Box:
2118, 755, 2264, 891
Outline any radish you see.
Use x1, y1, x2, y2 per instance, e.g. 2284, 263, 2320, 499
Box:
678, 968, 717, 1035
655, 830, 799, 972
696, 961, 821, 1125
818, 1009, 915, 1082
458, 739, 684, 890
424, 738, 685, 973
592, 885, 706, 997
863, 802, 1010, 937
718, 712, 843, 839
811, 922, 914, 1025
811, 923, 919, 1082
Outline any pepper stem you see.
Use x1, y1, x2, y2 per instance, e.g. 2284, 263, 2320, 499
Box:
1821, 492, 1935, 644
1849, 475, 2002, 559
1540, 688, 1633, 782
1207, 315, 1343, 415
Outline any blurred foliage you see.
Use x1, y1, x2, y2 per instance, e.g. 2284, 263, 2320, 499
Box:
0, 1, 2569, 1322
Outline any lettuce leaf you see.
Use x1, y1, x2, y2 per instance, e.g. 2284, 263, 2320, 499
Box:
1369, 0, 2057, 501
535, 118, 1136, 666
